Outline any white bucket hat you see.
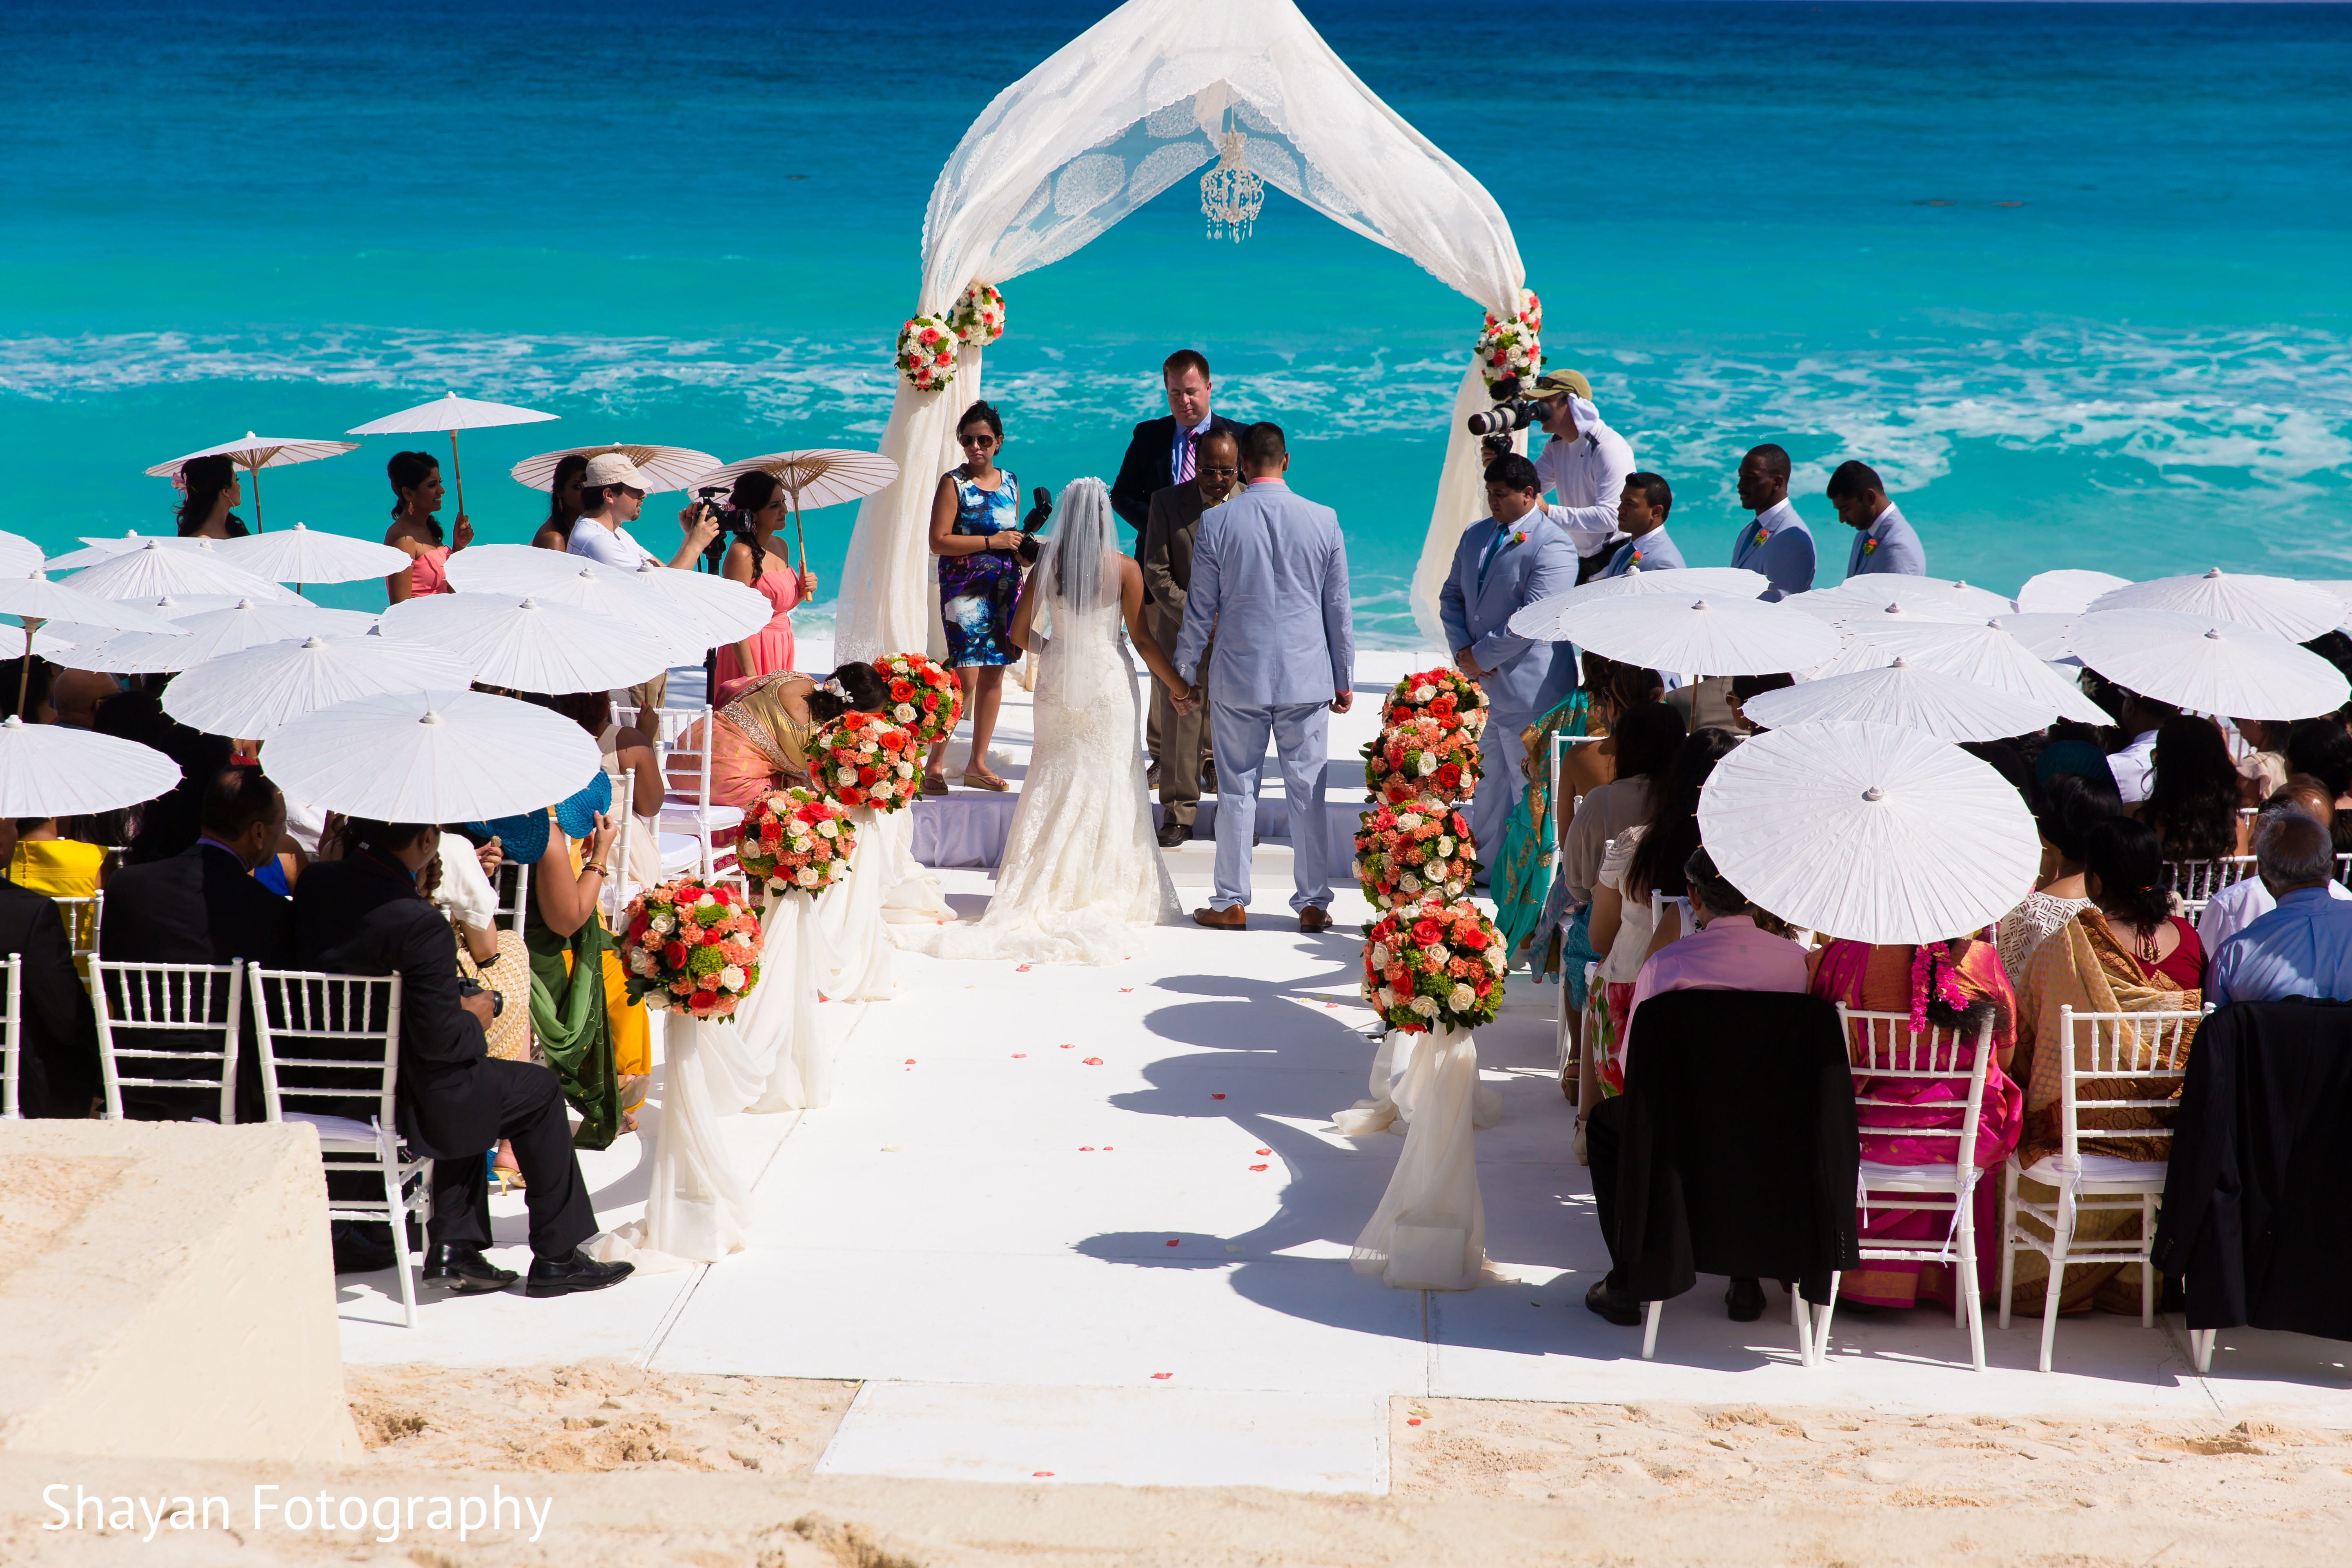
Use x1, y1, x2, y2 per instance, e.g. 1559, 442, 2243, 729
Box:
581, 452, 652, 493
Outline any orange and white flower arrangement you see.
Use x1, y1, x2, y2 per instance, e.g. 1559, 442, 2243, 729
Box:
1361, 896, 1507, 1035
947, 283, 1007, 347
1363, 716, 1482, 807
1473, 287, 1543, 399
621, 880, 764, 1020
871, 651, 964, 746
895, 314, 958, 393
813, 710, 919, 813
1381, 666, 1488, 737
1353, 799, 1477, 909
734, 786, 857, 897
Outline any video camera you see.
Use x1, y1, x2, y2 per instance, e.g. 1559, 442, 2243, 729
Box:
693, 485, 753, 571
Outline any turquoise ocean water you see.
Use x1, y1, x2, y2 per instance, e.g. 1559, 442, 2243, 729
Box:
4, 1, 2347, 641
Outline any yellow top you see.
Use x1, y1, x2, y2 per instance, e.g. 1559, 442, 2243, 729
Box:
10, 839, 105, 901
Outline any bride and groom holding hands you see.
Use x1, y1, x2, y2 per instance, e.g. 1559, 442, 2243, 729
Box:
902, 414, 1353, 964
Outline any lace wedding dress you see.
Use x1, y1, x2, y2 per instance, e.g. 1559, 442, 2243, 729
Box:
898, 478, 1181, 964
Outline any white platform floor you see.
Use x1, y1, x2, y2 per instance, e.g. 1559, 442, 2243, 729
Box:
336, 642, 2352, 1493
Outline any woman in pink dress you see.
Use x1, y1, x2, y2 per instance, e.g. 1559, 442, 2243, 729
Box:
383, 450, 471, 604
713, 471, 820, 689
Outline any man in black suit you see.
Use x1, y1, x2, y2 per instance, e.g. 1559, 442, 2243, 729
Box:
295, 819, 629, 1299
1139, 426, 1241, 846
97, 764, 294, 1122
0, 878, 100, 1117
1109, 348, 1245, 539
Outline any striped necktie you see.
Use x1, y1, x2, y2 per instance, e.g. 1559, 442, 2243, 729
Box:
1176, 427, 1196, 485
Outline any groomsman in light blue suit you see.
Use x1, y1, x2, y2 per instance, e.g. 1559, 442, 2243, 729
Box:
1440, 454, 1581, 877
1826, 459, 1927, 580
1174, 422, 1354, 933
1728, 443, 1816, 600
1598, 472, 1685, 579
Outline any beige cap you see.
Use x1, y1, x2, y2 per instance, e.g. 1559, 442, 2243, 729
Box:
581, 452, 652, 492
1520, 368, 1592, 402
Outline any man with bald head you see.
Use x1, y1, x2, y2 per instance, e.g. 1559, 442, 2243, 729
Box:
2208, 803, 2352, 1004
1728, 443, 1815, 600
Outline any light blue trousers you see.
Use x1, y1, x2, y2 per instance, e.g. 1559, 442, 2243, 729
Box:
1207, 700, 1333, 913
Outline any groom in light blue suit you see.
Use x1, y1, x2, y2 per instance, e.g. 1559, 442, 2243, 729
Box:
1174, 422, 1354, 933
1439, 453, 1580, 877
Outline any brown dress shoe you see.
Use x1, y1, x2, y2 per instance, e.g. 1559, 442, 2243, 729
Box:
1192, 905, 1246, 931
1297, 906, 1332, 934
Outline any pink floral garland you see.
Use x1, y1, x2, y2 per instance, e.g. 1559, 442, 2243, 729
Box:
1907, 941, 1969, 1034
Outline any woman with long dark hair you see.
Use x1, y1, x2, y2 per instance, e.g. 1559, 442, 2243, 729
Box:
1996, 769, 2118, 980
713, 469, 821, 693
175, 454, 249, 539
2140, 715, 2247, 861
925, 399, 1025, 792
383, 450, 472, 603
530, 453, 589, 552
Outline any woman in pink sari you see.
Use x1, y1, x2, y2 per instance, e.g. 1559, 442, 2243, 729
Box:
1810, 935, 2024, 1310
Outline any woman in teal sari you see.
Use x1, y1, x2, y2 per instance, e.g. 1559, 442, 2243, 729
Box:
1492, 688, 1591, 971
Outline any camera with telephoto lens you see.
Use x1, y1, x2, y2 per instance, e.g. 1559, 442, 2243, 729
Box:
1466, 397, 1542, 438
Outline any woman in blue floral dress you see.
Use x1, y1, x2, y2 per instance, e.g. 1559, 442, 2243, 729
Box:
926, 400, 1026, 792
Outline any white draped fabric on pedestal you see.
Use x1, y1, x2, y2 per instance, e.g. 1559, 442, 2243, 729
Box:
1332, 1024, 1502, 1137
832, 0, 1524, 660
587, 1013, 778, 1269
813, 807, 899, 1000
872, 808, 953, 926
1345, 1025, 1494, 1291
744, 891, 835, 1112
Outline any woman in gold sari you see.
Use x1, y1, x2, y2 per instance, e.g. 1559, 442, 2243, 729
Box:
688, 666, 893, 810
2009, 815, 2206, 1316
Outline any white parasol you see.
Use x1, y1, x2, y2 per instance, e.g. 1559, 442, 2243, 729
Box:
1741, 657, 2063, 742
1820, 619, 2113, 726
144, 431, 360, 534
263, 688, 604, 822
379, 592, 673, 693
626, 559, 773, 649
71, 599, 380, 675
1992, 612, 2081, 662
60, 539, 303, 605
0, 571, 188, 710
38, 592, 307, 647
346, 391, 559, 521
213, 522, 410, 587
447, 554, 700, 661
511, 443, 720, 495
442, 543, 599, 593
1784, 586, 1982, 627
1508, 565, 1771, 639
2086, 568, 2344, 643
685, 448, 900, 576
42, 534, 203, 572
0, 716, 181, 817
2067, 609, 2350, 720
1539, 592, 1839, 677
2016, 569, 2129, 616
1699, 719, 2042, 944
162, 630, 479, 740
0, 532, 44, 577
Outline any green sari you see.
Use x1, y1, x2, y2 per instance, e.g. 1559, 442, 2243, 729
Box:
526, 898, 621, 1151
1492, 690, 1589, 970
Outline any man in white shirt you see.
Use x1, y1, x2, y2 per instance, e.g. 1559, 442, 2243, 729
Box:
1484, 368, 1637, 577
567, 452, 719, 717
2198, 786, 2352, 952
2106, 691, 2177, 804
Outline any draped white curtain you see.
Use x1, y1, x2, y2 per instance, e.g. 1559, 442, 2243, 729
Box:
834, 0, 1525, 661
1343, 1024, 1499, 1292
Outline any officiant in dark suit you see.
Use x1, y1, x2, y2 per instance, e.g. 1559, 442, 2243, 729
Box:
1139, 426, 1241, 847
1109, 349, 1245, 538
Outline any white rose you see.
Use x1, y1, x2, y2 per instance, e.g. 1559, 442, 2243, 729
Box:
895, 761, 915, 779
835, 764, 857, 786
1486, 948, 1507, 972
1377, 986, 1396, 1008
1396, 812, 1422, 831
1412, 684, 1436, 702
1449, 984, 1476, 1011
1428, 944, 1450, 967
720, 964, 746, 991
1447, 880, 1466, 898
1410, 994, 1440, 1017
696, 894, 719, 912
1370, 942, 1390, 967
651, 913, 675, 934
628, 950, 654, 976
818, 818, 840, 838
797, 866, 818, 886
1417, 754, 1437, 777
641, 992, 667, 1011
1399, 872, 1422, 894
1436, 836, 1454, 858
894, 703, 916, 722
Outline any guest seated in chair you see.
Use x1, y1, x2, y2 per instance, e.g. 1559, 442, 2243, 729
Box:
0, 874, 100, 1116
1584, 847, 1810, 1327
98, 764, 294, 1121
296, 819, 632, 1299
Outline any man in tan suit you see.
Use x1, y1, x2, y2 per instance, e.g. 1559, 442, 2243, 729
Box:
1139, 426, 1240, 847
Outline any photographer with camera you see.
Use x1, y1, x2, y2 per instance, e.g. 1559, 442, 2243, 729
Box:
569, 452, 720, 720
708, 471, 821, 691
1474, 368, 1637, 584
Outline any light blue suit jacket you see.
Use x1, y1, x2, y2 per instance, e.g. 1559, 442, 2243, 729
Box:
1175, 480, 1354, 709
1439, 515, 1579, 720
1601, 526, 1684, 579
1845, 502, 1927, 579
1728, 499, 1816, 600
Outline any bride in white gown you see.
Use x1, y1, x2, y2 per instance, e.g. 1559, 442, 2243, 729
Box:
898, 476, 1189, 964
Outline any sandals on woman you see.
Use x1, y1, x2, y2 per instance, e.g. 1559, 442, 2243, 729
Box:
922, 770, 950, 797
961, 767, 1009, 792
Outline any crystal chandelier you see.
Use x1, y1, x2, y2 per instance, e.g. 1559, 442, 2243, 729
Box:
1199, 111, 1265, 244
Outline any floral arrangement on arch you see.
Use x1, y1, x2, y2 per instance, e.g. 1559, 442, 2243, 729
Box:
1361, 896, 1507, 1035
1354, 798, 1477, 909
1382, 667, 1489, 737
871, 651, 964, 746
734, 786, 858, 897
621, 880, 764, 1020
813, 710, 919, 813
1363, 716, 1482, 807
947, 283, 1006, 347
895, 314, 959, 393
1473, 287, 1543, 399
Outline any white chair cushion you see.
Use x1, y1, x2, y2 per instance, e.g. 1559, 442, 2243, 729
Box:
662, 804, 744, 832
658, 832, 701, 873
286, 1110, 380, 1148
1858, 1160, 1970, 1191
2021, 1153, 2167, 1186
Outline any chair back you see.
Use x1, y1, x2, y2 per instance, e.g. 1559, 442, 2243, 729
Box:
53, 893, 102, 971
2167, 856, 2256, 905
90, 960, 246, 1123
248, 967, 403, 1133
657, 704, 718, 877
0, 956, 21, 1119
1835, 1006, 1996, 1168
2054, 1004, 2203, 1165
490, 857, 532, 934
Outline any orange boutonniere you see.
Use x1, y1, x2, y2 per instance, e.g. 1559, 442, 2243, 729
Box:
1864, 537, 1880, 556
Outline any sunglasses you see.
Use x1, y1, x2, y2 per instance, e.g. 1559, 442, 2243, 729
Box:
1200, 464, 1240, 477
957, 432, 998, 448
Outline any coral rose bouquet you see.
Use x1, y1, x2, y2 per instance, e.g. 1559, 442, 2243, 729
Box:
621, 880, 764, 1020
1353, 799, 1477, 910
1381, 667, 1488, 739
947, 283, 1007, 347
1473, 288, 1543, 399
870, 652, 963, 747
895, 314, 958, 393
813, 710, 919, 813
734, 786, 858, 897
1363, 716, 1482, 807
1360, 897, 1508, 1036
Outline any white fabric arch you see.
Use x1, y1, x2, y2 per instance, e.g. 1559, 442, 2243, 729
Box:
835, 0, 1525, 661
